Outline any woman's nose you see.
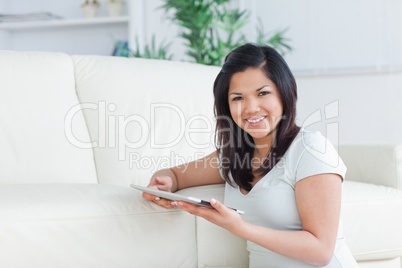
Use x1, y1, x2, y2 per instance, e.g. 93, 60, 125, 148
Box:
244, 99, 261, 114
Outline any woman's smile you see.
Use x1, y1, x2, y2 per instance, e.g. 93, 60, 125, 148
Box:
246, 116, 267, 124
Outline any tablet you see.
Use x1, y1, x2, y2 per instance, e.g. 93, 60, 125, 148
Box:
130, 184, 244, 214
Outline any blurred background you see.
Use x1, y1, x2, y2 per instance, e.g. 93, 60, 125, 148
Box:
1, 0, 402, 73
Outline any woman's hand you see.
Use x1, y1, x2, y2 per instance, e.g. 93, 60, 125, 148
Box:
142, 176, 177, 209
175, 198, 243, 234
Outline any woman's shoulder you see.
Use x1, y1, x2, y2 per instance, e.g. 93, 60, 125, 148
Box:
284, 128, 342, 166
279, 129, 347, 183
286, 129, 329, 155
288, 128, 345, 173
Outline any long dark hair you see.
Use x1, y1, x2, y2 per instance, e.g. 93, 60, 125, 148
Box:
213, 43, 300, 191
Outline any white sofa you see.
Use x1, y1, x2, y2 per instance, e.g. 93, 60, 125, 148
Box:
1, 50, 402, 268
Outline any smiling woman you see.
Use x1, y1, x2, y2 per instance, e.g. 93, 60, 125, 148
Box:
142, 43, 358, 268
214, 44, 299, 192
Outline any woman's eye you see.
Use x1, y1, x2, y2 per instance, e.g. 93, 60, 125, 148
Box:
232, 96, 243, 101
258, 91, 270, 96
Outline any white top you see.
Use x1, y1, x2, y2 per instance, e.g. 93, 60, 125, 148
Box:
223, 129, 358, 267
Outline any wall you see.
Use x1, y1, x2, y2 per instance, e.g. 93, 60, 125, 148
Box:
140, 0, 182, 60
296, 71, 402, 144
250, 0, 402, 72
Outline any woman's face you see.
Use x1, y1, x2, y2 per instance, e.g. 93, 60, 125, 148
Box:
228, 67, 283, 145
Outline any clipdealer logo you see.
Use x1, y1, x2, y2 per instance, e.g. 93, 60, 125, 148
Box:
64, 100, 342, 170
64, 101, 216, 161
301, 100, 340, 167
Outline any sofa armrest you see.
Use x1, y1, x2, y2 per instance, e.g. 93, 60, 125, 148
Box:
338, 143, 402, 189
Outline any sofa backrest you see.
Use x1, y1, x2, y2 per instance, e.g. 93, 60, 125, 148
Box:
72, 56, 220, 186
0, 51, 97, 184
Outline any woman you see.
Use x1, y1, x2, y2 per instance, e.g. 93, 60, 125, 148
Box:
143, 43, 358, 267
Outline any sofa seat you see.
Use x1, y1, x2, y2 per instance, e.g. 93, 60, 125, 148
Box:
342, 181, 402, 262
2, 181, 402, 267
0, 184, 197, 268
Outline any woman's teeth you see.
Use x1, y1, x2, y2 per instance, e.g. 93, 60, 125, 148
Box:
246, 117, 265, 123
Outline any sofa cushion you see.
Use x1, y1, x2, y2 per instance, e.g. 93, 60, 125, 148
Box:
342, 181, 402, 261
0, 51, 97, 184
72, 56, 220, 186
0, 184, 197, 268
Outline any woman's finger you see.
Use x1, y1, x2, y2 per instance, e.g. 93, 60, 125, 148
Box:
153, 198, 177, 209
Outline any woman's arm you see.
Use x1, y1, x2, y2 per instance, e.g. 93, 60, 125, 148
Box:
177, 173, 342, 267
143, 150, 224, 208
170, 150, 224, 191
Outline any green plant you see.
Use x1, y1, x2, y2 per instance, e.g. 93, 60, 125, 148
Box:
131, 36, 173, 60
113, 35, 173, 60
124, 0, 292, 64
161, 0, 292, 66
162, 0, 248, 66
